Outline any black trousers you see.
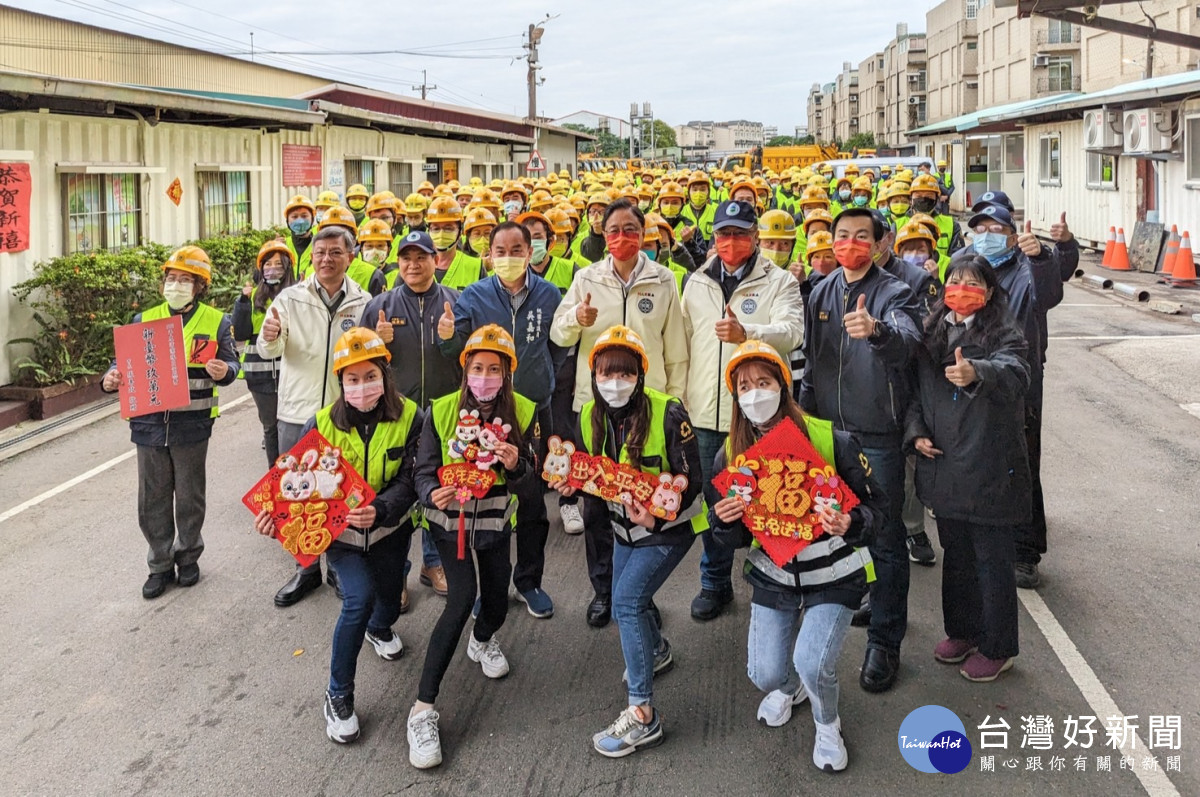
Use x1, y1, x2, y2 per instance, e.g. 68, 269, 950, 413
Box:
1014, 405, 1047, 565
511, 405, 551, 593
582, 494, 613, 597
249, 389, 279, 467
416, 538, 511, 704
938, 517, 1019, 660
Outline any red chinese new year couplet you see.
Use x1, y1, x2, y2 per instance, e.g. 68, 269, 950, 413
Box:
165, 177, 183, 207
112, 316, 191, 418
242, 429, 375, 567
187, 337, 217, 365
0, 162, 32, 253
712, 417, 860, 567
538, 435, 687, 522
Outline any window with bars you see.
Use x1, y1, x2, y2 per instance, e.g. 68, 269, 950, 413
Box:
966, 0, 978, 19
62, 173, 143, 254
197, 171, 251, 237
345, 160, 376, 195
389, 162, 413, 199
491, 164, 507, 181
471, 164, 487, 180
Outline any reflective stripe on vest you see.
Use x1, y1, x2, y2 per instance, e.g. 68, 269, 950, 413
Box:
238, 288, 280, 380
580, 387, 708, 540
141, 302, 224, 417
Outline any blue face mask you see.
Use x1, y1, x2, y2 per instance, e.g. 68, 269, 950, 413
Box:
642, 248, 658, 261
852, 195, 869, 207
901, 252, 928, 268
838, 189, 852, 201
973, 231, 1012, 263
289, 218, 312, 235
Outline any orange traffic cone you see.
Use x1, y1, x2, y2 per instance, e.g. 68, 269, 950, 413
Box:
1170, 232, 1196, 287
1159, 225, 1180, 283
1107, 227, 1131, 271
1101, 226, 1116, 267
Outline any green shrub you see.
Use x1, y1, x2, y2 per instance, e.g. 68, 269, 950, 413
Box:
7, 228, 285, 387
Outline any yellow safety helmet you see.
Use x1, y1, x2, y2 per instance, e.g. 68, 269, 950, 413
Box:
456, 183, 475, 199
799, 186, 831, 208
285, 194, 315, 217
488, 178, 504, 189
417, 180, 435, 196
403, 193, 429, 214
559, 168, 570, 179
687, 171, 712, 189
910, 174, 941, 195
256, 239, 292, 270
460, 324, 518, 371
426, 195, 463, 225
724, 339, 791, 394
894, 221, 938, 254
447, 179, 461, 192
357, 218, 394, 245
432, 184, 454, 198
644, 211, 675, 248
162, 245, 212, 285
317, 206, 358, 236
844, 164, 860, 177
751, 176, 771, 197
806, 230, 834, 260
909, 213, 942, 241
315, 190, 340, 210
802, 209, 834, 235
365, 192, 397, 217
332, 327, 391, 375
345, 183, 370, 201
658, 181, 686, 202
636, 183, 656, 202
545, 206, 574, 237
568, 193, 587, 213
895, 169, 915, 183
586, 191, 610, 210
529, 189, 554, 213
728, 178, 757, 201
757, 209, 797, 241
475, 188, 501, 214
880, 165, 893, 176
463, 207, 498, 235
468, 176, 484, 187
501, 180, 529, 200
851, 176, 874, 194
589, 325, 649, 373
534, 179, 552, 193
936, 159, 948, 168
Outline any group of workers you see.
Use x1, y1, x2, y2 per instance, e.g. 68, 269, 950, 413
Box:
100, 155, 1079, 774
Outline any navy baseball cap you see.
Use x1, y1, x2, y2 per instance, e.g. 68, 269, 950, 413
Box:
713, 200, 758, 231
971, 190, 1014, 213
967, 203, 1016, 231
396, 230, 435, 255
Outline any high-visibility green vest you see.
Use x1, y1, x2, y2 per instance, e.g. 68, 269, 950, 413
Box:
579, 387, 708, 536
530, 255, 576, 294
680, 202, 716, 242
932, 212, 955, 260
431, 389, 536, 488
286, 236, 313, 279
315, 397, 418, 493
237, 287, 279, 381
434, 250, 484, 292
346, 257, 380, 294
141, 301, 224, 418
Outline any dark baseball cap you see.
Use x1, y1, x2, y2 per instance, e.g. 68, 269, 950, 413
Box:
713, 199, 758, 231
396, 230, 435, 255
971, 190, 1014, 213
967, 203, 1016, 231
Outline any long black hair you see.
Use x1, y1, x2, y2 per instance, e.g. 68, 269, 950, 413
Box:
590, 347, 649, 468
455, 350, 525, 451
923, 254, 1022, 361
329, 354, 406, 432
253, 250, 296, 314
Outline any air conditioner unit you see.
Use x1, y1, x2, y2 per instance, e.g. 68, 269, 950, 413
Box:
908, 73, 920, 82
1123, 107, 1174, 153
1084, 109, 1120, 148
1033, 54, 1050, 67
908, 96, 921, 105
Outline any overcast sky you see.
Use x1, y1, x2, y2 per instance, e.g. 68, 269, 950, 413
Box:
16, 0, 934, 132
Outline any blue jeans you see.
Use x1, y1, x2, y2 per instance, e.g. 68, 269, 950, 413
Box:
747, 600, 853, 725
324, 527, 411, 697
861, 445, 909, 653
695, 428, 731, 592
612, 537, 695, 705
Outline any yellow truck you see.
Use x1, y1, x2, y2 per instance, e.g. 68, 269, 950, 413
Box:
719, 145, 840, 173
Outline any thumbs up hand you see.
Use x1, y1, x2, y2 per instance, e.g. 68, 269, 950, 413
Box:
843, 294, 878, 340
1017, 219, 1042, 257
437, 301, 456, 341
242, 279, 254, 298
944, 346, 977, 387
375, 309, 394, 344
788, 260, 808, 283
260, 306, 282, 342
576, 292, 598, 327
1050, 211, 1072, 243
714, 303, 746, 343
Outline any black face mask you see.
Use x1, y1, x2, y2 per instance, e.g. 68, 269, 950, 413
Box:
912, 197, 937, 214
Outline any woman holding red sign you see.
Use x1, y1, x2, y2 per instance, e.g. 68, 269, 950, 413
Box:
408, 323, 535, 770
548, 325, 707, 759
906, 256, 1031, 684
708, 340, 884, 773
253, 327, 422, 746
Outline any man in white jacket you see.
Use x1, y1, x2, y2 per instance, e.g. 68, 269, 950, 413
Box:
680, 200, 804, 621
257, 223, 371, 607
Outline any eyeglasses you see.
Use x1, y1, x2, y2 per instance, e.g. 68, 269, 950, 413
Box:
164, 276, 196, 286
312, 249, 349, 261
604, 226, 642, 236
713, 228, 752, 239
972, 225, 1010, 235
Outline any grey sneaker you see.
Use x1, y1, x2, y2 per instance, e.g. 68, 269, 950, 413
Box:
757, 686, 809, 727
622, 638, 674, 684
592, 706, 664, 758
407, 708, 442, 769
324, 692, 360, 744
467, 634, 510, 678
1014, 562, 1040, 589
560, 503, 585, 535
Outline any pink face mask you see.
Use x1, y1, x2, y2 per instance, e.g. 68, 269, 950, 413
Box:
467, 374, 504, 403
342, 381, 384, 411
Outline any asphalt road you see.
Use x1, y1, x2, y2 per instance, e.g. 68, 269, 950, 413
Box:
1, 277, 1196, 796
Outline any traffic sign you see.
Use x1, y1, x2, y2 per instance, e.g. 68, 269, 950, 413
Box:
526, 150, 545, 172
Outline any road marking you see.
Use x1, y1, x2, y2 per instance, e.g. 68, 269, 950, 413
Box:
1181, 403, 1200, 421
1059, 303, 1119, 307
1019, 590, 1180, 796
0, 393, 252, 526
1048, 334, 1200, 340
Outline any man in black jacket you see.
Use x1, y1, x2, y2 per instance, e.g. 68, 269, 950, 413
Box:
800, 208, 922, 694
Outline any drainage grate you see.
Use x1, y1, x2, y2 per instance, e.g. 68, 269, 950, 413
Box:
0, 398, 118, 454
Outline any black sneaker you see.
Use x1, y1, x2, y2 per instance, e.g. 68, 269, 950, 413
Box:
690, 588, 733, 621
177, 563, 200, 587
1014, 562, 1041, 589
142, 570, 175, 600
907, 532, 937, 566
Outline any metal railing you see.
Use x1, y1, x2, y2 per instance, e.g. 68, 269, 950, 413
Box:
1037, 76, 1081, 93
1036, 26, 1081, 45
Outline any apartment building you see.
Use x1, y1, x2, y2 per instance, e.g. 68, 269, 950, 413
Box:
832, 62, 861, 143
675, 119, 765, 160
926, 0, 980, 124
807, 83, 837, 144
858, 52, 887, 144
882, 24, 929, 150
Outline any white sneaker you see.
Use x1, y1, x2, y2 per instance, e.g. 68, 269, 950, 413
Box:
467, 634, 510, 678
756, 686, 808, 727
324, 692, 360, 744
407, 708, 442, 769
813, 717, 848, 772
560, 503, 585, 535
364, 628, 404, 661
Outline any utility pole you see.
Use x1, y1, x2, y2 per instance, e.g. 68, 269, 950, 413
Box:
412, 69, 437, 101
525, 23, 544, 120
249, 32, 254, 62
629, 102, 654, 159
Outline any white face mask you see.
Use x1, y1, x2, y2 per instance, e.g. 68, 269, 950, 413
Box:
596, 378, 637, 409
163, 283, 194, 310
738, 388, 781, 425
361, 248, 386, 265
